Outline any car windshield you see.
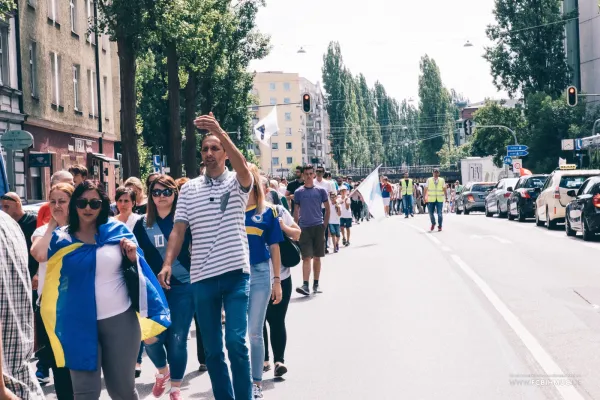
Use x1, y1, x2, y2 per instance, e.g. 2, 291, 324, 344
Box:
524, 177, 546, 188
560, 175, 592, 189
471, 184, 495, 192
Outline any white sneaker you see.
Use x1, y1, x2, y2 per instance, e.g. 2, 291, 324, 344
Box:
253, 384, 264, 399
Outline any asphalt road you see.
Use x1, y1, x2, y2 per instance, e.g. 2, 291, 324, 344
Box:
42, 210, 600, 399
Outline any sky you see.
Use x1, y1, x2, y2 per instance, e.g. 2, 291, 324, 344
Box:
248, 0, 509, 105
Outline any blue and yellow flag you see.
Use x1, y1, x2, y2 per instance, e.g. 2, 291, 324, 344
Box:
41, 219, 171, 371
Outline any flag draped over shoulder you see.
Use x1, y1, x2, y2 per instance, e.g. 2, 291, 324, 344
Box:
40, 219, 171, 371
356, 165, 385, 220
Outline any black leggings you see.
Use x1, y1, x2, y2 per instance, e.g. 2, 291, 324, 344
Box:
263, 276, 292, 363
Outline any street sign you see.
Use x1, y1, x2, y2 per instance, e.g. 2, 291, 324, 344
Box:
28, 153, 52, 168
575, 138, 583, 151
152, 155, 161, 167
276, 168, 289, 173
506, 145, 528, 151
561, 139, 574, 150
513, 160, 522, 173
507, 150, 529, 157
0, 130, 34, 150
503, 156, 513, 165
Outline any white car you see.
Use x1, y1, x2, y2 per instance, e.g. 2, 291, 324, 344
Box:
535, 165, 600, 229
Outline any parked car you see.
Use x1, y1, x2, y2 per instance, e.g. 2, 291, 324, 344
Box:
535, 165, 600, 229
455, 182, 496, 215
485, 178, 520, 218
565, 176, 600, 240
507, 174, 548, 222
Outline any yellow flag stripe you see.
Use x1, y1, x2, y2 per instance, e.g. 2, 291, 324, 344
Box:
137, 313, 168, 341
246, 226, 264, 236
40, 243, 84, 368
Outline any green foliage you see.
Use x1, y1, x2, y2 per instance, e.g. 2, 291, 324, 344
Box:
137, 136, 154, 184
0, 0, 15, 15
438, 142, 471, 168
484, 0, 571, 98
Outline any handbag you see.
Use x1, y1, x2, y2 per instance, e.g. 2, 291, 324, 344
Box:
279, 233, 301, 268
121, 254, 140, 312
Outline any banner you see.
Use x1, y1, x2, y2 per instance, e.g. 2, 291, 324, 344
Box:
253, 106, 279, 146
355, 165, 385, 220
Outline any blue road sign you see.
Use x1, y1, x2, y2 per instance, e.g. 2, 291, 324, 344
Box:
503, 156, 513, 165
506, 145, 528, 151
153, 155, 161, 167
507, 150, 529, 157
575, 139, 583, 151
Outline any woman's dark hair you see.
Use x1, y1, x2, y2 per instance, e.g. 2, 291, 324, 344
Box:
147, 175, 179, 227
115, 186, 137, 205
68, 180, 111, 233
146, 173, 160, 192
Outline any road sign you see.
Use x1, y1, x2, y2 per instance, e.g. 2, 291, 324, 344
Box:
513, 160, 522, 173
503, 156, 513, 165
506, 145, 528, 151
0, 130, 34, 150
28, 153, 52, 168
575, 138, 583, 151
153, 155, 161, 167
507, 150, 529, 157
561, 139, 574, 150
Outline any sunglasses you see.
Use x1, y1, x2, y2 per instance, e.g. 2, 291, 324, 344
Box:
151, 188, 174, 198
316, 170, 324, 173
75, 198, 103, 210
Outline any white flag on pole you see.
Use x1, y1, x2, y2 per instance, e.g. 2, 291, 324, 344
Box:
355, 165, 385, 220
253, 106, 279, 146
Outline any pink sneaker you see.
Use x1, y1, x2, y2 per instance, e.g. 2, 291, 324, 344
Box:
152, 372, 171, 398
169, 389, 182, 400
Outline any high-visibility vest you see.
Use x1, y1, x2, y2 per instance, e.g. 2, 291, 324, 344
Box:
426, 177, 445, 202
401, 178, 413, 196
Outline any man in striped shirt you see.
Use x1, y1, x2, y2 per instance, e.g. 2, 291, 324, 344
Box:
160, 113, 254, 400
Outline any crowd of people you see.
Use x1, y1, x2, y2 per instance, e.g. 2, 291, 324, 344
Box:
0, 113, 378, 400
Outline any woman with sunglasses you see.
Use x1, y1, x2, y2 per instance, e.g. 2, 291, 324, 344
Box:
133, 175, 194, 400
30, 183, 75, 400
245, 164, 283, 399
40, 180, 169, 400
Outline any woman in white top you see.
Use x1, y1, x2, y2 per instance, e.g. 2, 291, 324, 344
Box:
114, 186, 141, 231
30, 182, 74, 400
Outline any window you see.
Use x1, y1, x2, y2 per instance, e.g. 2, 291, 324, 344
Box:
69, 0, 77, 33
269, 97, 276, 105
102, 34, 109, 51
272, 157, 279, 165
72, 65, 80, 111
86, 0, 95, 44
27, 0, 37, 7
271, 143, 278, 150
47, 0, 58, 23
29, 42, 37, 96
285, 142, 292, 150
50, 52, 62, 106
286, 157, 293, 165
283, 97, 290, 104
269, 82, 276, 91
0, 25, 9, 86
285, 128, 292, 136
285, 112, 291, 121
283, 82, 290, 91
88, 69, 96, 116
74, 138, 84, 153
103, 76, 109, 119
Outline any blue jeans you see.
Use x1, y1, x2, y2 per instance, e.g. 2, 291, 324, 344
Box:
145, 283, 195, 382
428, 201, 444, 227
403, 195, 413, 217
194, 270, 252, 400
248, 261, 272, 383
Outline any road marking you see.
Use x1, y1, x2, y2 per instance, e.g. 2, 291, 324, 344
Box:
470, 234, 512, 244
442, 246, 452, 252
404, 222, 442, 245
451, 255, 584, 400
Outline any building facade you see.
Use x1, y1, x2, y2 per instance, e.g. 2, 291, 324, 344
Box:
17, 0, 121, 201
251, 71, 331, 176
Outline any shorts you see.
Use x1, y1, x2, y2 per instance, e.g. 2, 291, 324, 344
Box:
340, 218, 352, 228
383, 197, 390, 206
299, 224, 325, 258
328, 224, 341, 236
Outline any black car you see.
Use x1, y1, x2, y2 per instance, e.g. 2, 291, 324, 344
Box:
565, 176, 600, 241
455, 182, 496, 215
507, 174, 548, 222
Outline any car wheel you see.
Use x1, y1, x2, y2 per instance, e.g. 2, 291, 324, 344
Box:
535, 205, 544, 226
546, 207, 556, 230
582, 214, 594, 241
464, 208, 470, 215
566, 217, 576, 237
456, 203, 462, 215
485, 205, 493, 217
517, 205, 526, 222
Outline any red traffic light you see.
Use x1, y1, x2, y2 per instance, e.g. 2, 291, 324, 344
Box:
567, 86, 578, 107
302, 93, 311, 113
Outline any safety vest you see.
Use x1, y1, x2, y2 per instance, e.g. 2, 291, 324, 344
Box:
426, 177, 445, 203
401, 178, 413, 196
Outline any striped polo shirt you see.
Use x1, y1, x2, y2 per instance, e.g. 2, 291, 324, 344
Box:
174, 169, 253, 282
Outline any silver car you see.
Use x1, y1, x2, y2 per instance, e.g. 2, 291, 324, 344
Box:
485, 178, 520, 218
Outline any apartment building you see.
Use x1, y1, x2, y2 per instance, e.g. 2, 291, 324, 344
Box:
17, 0, 121, 200
251, 71, 331, 176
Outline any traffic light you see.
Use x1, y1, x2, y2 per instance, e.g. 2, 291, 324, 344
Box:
302, 93, 311, 113
567, 86, 578, 107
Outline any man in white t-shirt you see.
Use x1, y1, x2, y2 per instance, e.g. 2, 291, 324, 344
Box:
314, 167, 336, 252
339, 187, 353, 246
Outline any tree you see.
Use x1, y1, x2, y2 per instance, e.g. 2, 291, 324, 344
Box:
484, 0, 571, 98
0, 0, 15, 15
418, 55, 453, 164
356, 74, 383, 165
97, 0, 168, 179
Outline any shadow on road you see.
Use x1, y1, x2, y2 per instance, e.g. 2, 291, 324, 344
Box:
289, 296, 314, 304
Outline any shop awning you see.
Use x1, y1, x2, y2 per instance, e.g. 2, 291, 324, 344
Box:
91, 153, 120, 164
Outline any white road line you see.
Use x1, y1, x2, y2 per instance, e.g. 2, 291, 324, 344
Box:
404, 222, 442, 245
441, 246, 452, 252
450, 254, 584, 400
